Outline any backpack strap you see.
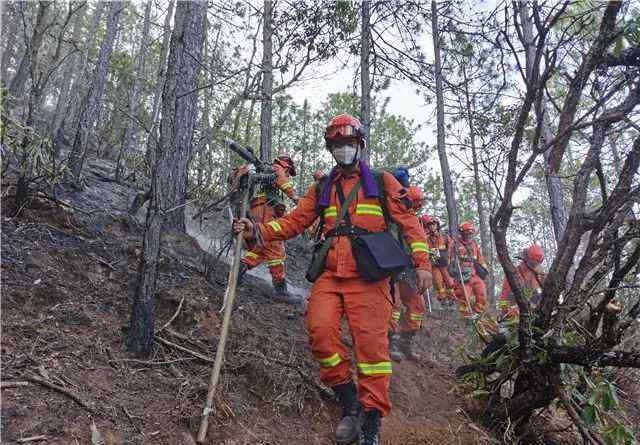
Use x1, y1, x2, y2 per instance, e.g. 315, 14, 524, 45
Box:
371, 169, 391, 226
313, 176, 330, 241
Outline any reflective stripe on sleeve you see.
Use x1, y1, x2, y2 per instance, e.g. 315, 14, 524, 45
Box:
318, 353, 342, 368
409, 312, 423, 321
268, 221, 282, 232
410, 242, 429, 253
245, 251, 258, 259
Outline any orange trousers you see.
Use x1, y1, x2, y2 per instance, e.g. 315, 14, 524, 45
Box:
241, 200, 286, 283
453, 276, 487, 317
432, 267, 455, 301
305, 272, 393, 416
389, 281, 425, 333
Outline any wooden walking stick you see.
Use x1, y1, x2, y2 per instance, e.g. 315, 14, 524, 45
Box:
197, 184, 250, 443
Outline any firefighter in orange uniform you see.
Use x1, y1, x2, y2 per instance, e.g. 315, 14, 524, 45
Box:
234, 114, 432, 445
235, 156, 299, 303
420, 214, 456, 305
450, 221, 489, 317
499, 244, 545, 321
389, 186, 427, 362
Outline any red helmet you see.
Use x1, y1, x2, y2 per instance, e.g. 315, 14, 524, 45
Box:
407, 186, 425, 210
527, 244, 544, 263
324, 114, 364, 143
459, 221, 475, 233
420, 214, 439, 227
274, 155, 296, 176
313, 171, 325, 181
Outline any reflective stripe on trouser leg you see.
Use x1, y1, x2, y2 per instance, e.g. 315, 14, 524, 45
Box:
343, 278, 393, 416
399, 280, 425, 332
305, 274, 353, 388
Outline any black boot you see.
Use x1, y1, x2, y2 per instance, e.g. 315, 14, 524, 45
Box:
399, 331, 421, 361
272, 280, 300, 305
332, 381, 361, 444
359, 409, 380, 445
388, 333, 404, 362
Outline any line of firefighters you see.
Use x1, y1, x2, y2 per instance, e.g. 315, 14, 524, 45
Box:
231, 113, 546, 445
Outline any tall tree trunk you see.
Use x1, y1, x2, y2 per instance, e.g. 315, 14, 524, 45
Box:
127, 0, 207, 355
462, 66, 495, 302
64, 2, 104, 136
360, 0, 371, 162
259, 0, 273, 162
518, 2, 568, 244
1, 1, 18, 86
14, 1, 52, 210
66, 1, 122, 186
298, 99, 308, 193
116, 1, 152, 182
431, 0, 459, 235
9, 2, 49, 103
50, 1, 86, 142
145, 0, 175, 169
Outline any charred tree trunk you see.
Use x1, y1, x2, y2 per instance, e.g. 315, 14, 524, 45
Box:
259, 0, 273, 162
9, 2, 49, 104
116, 1, 152, 182
127, 0, 207, 355
145, 0, 175, 170
66, 1, 122, 186
64, 2, 104, 136
431, 0, 458, 235
14, 1, 52, 211
50, 1, 86, 146
360, 0, 371, 163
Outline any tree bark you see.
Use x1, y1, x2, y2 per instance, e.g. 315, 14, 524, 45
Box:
9, 2, 49, 103
360, 0, 371, 162
14, 1, 52, 210
431, 0, 458, 235
127, 0, 207, 355
66, 1, 122, 185
1, 1, 18, 86
50, 1, 86, 143
116, 0, 152, 182
518, 2, 569, 245
298, 99, 309, 193
64, 2, 104, 136
259, 0, 273, 162
462, 65, 495, 302
145, 0, 175, 169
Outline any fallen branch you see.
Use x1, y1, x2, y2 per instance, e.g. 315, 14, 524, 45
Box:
22, 373, 97, 414
1, 380, 30, 388
154, 335, 214, 363
17, 436, 48, 443
558, 388, 606, 445
156, 296, 185, 333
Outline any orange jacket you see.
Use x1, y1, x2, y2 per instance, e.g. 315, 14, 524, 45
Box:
499, 261, 545, 314
256, 166, 431, 279
450, 237, 487, 272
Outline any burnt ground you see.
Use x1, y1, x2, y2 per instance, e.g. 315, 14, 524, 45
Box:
1, 157, 638, 444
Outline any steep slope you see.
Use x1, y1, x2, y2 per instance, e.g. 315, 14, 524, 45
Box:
2, 159, 488, 445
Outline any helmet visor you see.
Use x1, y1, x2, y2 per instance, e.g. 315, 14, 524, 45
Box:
325, 124, 359, 141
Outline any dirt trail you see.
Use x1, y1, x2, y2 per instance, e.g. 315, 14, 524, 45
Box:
2, 156, 491, 445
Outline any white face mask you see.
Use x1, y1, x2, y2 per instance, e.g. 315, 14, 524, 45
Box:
331, 144, 358, 166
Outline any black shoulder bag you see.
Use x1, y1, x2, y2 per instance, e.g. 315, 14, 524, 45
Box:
335, 182, 410, 282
